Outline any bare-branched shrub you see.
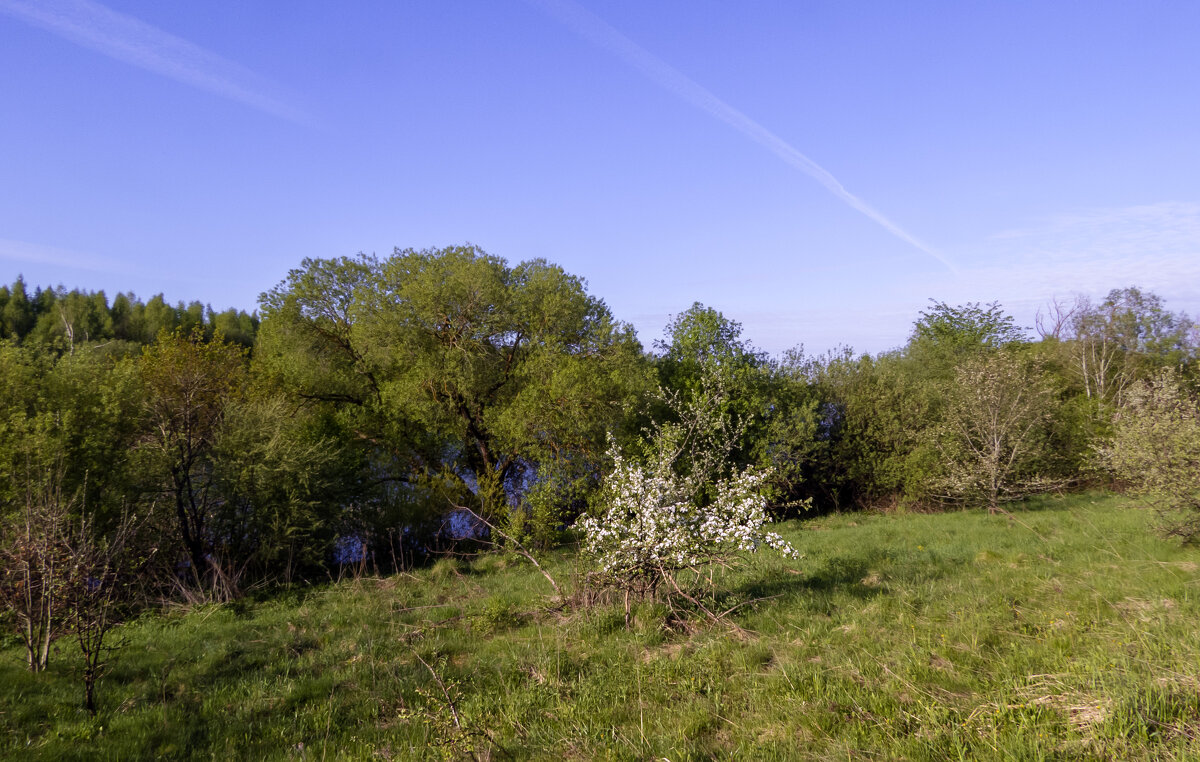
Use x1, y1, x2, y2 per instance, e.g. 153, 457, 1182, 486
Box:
0, 463, 146, 712
935, 351, 1059, 512
63, 507, 144, 713
0, 469, 72, 672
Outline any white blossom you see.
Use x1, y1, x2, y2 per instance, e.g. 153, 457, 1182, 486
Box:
577, 441, 799, 586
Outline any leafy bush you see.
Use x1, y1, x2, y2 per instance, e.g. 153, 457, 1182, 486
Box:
1100, 368, 1200, 541
474, 596, 524, 633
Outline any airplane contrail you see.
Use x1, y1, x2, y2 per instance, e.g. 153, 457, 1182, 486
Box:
0, 0, 306, 124
526, 0, 957, 273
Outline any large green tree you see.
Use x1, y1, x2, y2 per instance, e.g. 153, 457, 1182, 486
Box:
258, 245, 648, 525
0, 341, 141, 528
654, 304, 769, 471
209, 390, 350, 580
801, 301, 1034, 511
1, 277, 35, 340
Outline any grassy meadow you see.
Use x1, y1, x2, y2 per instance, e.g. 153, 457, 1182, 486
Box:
4, 492, 1200, 760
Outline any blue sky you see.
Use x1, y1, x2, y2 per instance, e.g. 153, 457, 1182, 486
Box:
2, 0, 1198, 355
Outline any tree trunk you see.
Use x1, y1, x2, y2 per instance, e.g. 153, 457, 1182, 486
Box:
172, 467, 210, 584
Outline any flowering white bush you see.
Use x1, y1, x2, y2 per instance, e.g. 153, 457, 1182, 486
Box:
577, 443, 798, 594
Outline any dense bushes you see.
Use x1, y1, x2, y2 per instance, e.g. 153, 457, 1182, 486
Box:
2, 256, 1198, 621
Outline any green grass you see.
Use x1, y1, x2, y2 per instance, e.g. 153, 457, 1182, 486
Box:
5, 493, 1200, 760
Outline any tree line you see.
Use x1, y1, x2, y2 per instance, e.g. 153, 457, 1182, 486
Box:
0, 276, 259, 349
2, 245, 1199, 703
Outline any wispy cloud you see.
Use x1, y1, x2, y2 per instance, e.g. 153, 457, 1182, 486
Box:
866, 201, 1200, 346
677, 202, 1200, 356
526, 0, 955, 272
0, 238, 129, 274
0, 0, 305, 123
992, 202, 1200, 255
971, 202, 1200, 302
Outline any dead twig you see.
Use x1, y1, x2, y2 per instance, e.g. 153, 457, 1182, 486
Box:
660, 564, 753, 637
411, 650, 461, 729
454, 505, 562, 598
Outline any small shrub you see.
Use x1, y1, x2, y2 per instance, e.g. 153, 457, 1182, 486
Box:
934, 350, 1059, 512
474, 597, 523, 633
469, 554, 511, 575
578, 447, 797, 596
429, 557, 466, 582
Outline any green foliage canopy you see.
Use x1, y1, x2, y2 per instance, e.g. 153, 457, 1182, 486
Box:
259, 246, 649, 522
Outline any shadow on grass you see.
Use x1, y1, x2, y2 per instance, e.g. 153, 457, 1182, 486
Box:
246, 583, 323, 609
733, 554, 890, 605
728, 541, 980, 613
1001, 494, 1089, 514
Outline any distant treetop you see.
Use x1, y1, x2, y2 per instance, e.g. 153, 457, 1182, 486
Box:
909, 299, 1027, 353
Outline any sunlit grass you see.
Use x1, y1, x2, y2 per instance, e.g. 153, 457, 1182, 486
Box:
4, 492, 1200, 759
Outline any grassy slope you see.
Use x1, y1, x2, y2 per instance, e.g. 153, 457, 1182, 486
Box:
4, 493, 1200, 760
